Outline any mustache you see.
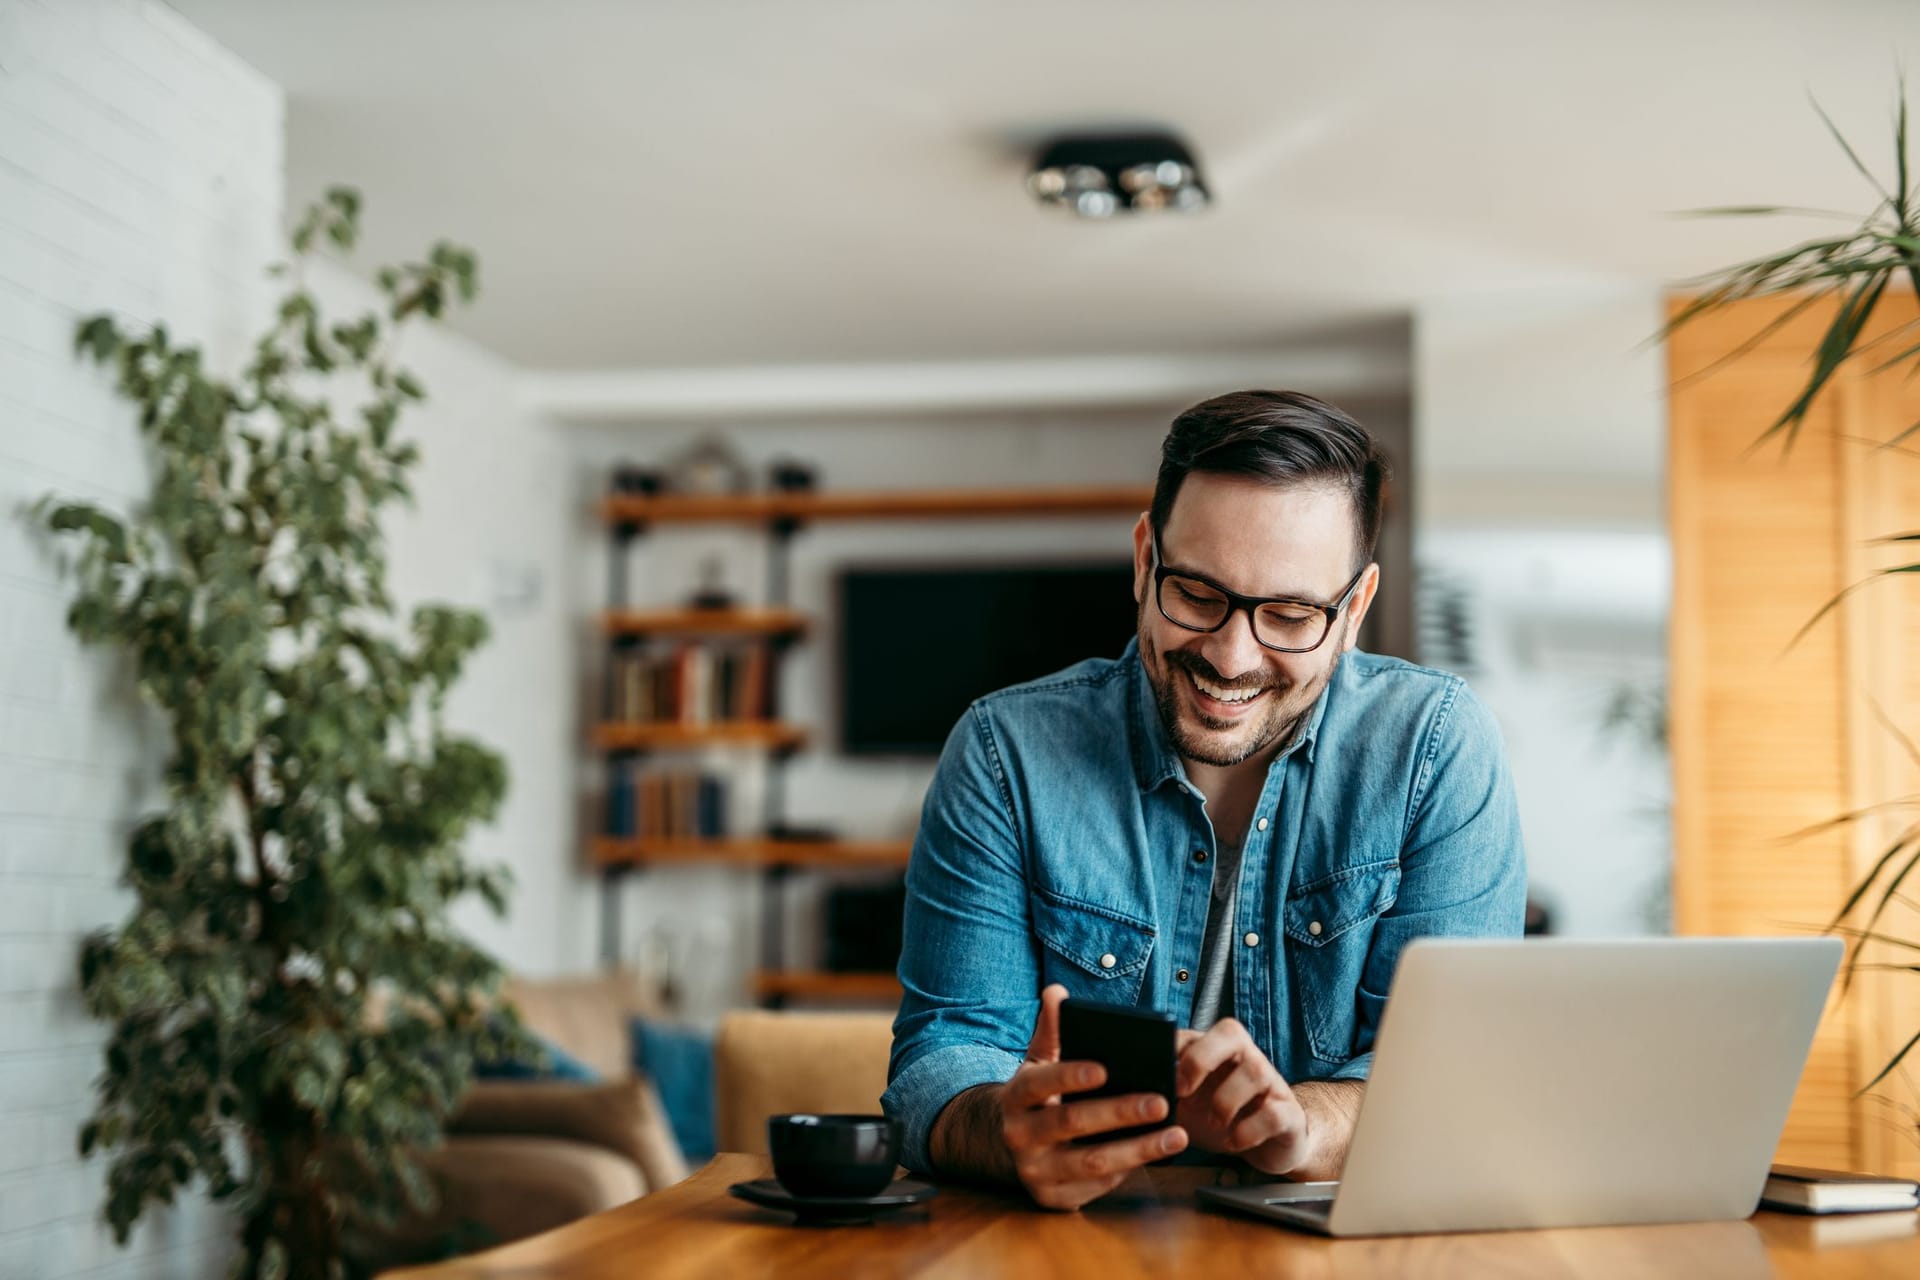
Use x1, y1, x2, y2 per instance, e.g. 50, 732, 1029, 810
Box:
1162, 648, 1277, 694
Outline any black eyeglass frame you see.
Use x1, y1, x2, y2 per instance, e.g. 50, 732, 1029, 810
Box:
1149, 532, 1369, 654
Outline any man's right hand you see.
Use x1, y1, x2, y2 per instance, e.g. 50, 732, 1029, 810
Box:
995, 983, 1189, 1210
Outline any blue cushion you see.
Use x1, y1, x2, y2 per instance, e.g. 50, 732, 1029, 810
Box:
474, 1018, 601, 1082
631, 1016, 715, 1162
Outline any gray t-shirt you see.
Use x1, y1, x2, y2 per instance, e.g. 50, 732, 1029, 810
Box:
1187, 834, 1244, 1031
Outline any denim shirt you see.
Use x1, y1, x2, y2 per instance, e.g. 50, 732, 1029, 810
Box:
882, 639, 1526, 1173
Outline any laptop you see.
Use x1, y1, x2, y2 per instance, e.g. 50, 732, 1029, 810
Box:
1198, 936, 1842, 1236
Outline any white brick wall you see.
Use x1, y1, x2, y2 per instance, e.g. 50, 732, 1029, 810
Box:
0, 2, 281, 1275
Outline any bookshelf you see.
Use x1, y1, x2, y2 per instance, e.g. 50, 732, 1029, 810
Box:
594, 482, 1153, 1006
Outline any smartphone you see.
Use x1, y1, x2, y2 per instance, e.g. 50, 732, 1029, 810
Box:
1057, 998, 1177, 1144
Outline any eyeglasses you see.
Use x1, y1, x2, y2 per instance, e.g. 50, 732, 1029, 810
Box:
1150, 532, 1368, 654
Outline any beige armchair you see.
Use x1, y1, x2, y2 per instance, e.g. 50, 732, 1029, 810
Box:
366, 971, 688, 1268
713, 1010, 896, 1154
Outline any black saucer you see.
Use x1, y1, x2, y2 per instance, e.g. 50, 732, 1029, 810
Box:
729, 1177, 938, 1226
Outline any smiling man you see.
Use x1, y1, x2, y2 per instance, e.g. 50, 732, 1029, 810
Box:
882, 390, 1527, 1209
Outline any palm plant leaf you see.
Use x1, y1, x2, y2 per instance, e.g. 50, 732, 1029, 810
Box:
1866, 695, 1920, 772
1666, 291, 1827, 391
1864, 336, 1920, 379
1673, 82, 1920, 1109
1672, 206, 1869, 219
1882, 415, 1920, 449
1897, 82, 1911, 222
1787, 564, 1920, 650
1751, 267, 1891, 454
1850, 312, 1920, 371
1838, 430, 1920, 459
1659, 235, 1864, 335
1840, 838, 1920, 996
1858, 1026, 1920, 1095
1827, 924, 1920, 955
1780, 795, 1920, 841
1812, 93, 1893, 203
1832, 831, 1918, 930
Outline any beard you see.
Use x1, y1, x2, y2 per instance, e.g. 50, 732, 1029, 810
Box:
1140, 601, 1343, 768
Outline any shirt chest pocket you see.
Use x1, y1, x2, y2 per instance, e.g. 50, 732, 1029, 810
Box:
1031, 888, 1156, 1006
1282, 861, 1399, 1064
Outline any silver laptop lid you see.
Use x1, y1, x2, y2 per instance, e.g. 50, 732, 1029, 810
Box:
1330, 937, 1841, 1236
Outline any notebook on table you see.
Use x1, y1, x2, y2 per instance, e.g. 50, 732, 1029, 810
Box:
1759, 1165, 1920, 1215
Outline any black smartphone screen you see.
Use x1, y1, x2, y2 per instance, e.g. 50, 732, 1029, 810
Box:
1057, 999, 1177, 1144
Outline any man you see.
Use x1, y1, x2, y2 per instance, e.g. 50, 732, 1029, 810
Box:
881, 390, 1526, 1210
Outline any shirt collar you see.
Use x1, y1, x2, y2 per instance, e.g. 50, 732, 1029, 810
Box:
1126, 636, 1332, 794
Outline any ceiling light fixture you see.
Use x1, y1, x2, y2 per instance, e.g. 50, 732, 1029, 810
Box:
1026, 131, 1211, 218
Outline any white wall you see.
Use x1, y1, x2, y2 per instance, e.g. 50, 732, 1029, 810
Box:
1415, 288, 1667, 524
0, 5, 582, 1273
307, 260, 581, 980
0, 2, 279, 1274
1414, 287, 1671, 936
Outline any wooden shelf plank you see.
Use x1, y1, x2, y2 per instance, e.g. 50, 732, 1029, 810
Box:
602, 607, 808, 639
590, 836, 913, 868
794, 486, 1153, 521
753, 970, 901, 1002
603, 485, 1153, 526
593, 721, 807, 752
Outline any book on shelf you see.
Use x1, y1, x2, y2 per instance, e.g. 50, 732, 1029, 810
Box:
603, 763, 729, 840
605, 642, 776, 724
1759, 1164, 1920, 1214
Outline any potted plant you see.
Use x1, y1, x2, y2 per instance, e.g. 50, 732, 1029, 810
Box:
1665, 91, 1920, 1108
41, 188, 528, 1280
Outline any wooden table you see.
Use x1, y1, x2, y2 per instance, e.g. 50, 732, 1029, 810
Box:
383, 1153, 1920, 1279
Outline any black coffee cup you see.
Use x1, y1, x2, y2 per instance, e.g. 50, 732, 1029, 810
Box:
767, 1114, 899, 1198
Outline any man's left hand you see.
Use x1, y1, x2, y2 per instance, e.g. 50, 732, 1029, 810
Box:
1174, 1018, 1313, 1175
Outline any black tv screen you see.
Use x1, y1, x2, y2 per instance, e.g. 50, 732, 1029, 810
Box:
838, 562, 1138, 756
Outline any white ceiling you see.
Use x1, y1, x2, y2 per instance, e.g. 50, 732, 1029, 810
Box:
172, 0, 1919, 373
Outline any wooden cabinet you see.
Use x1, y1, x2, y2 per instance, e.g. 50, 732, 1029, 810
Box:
1669, 290, 1920, 1177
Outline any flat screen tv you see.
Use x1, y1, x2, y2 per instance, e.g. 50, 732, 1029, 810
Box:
838, 561, 1138, 756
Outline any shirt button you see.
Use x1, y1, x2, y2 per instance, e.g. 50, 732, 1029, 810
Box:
1256, 817, 1269, 832
1307, 921, 1323, 937
1193, 849, 1208, 864
1099, 953, 1117, 969
1244, 932, 1260, 948
1176, 968, 1190, 983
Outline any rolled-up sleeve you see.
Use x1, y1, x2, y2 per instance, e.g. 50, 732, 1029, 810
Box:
883, 703, 1037, 1173
1321, 1050, 1372, 1082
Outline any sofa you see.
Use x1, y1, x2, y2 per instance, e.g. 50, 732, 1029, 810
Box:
368, 970, 688, 1266
368, 986, 900, 1269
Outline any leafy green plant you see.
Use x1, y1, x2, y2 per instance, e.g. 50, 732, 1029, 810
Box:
41, 187, 527, 1280
1666, 90, 1920, 1120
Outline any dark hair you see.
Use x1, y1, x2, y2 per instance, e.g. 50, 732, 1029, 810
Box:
1150, 390, 1390, 570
